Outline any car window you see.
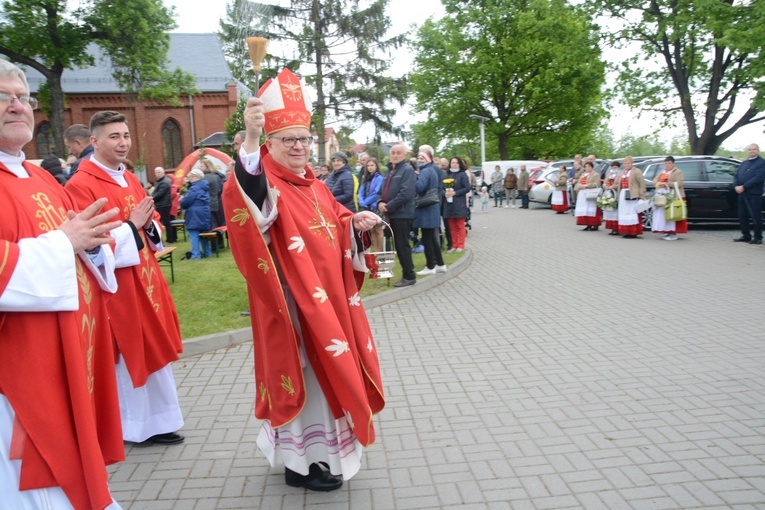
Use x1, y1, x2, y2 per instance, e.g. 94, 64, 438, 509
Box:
675, 161, 702, 180
705, 160, 738, 183
642, 164, 659, 181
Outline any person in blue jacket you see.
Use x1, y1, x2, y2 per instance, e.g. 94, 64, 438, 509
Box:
733, 143, 765, 244
324, 151, 357, 212
358, 157, 385, 251
181, 169, 213, 258
413, 147, 446, 275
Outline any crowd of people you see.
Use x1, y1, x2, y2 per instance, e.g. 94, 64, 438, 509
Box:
310, 144, 480, 287
554, 153, 687, 240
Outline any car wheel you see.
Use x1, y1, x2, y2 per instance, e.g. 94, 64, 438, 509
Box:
547, 194, 552, 204
643, 207, 653, 231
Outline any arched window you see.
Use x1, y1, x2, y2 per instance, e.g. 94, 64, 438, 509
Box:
36, 122, 56, 157
162, 119, 183, 168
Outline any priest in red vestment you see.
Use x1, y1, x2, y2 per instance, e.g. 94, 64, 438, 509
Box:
0, 59, 124, 509
66, 111, 185, 447
223, 68, 385, 492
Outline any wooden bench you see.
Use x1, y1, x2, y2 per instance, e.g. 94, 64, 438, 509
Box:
199, 232, 220, 257
213, 225, 229, 248
169, 219, 186, 242
155, 246, 177, 282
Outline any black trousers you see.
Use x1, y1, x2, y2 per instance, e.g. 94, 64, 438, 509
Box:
387, 218, 415, 281
421, 227, 444, 269
157, 206, 176, 243
739, 193, 763, 240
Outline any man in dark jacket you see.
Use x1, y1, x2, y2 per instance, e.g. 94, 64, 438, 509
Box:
324, 151, 357, 212
63, 124, 94, 177
733, 143, 765, 244
40, 155, 68, 185
378, 144, 416, 287
152, 166, 176, 243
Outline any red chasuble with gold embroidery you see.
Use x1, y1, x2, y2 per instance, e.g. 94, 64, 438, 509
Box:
66, 159, 182, 387
223, 148, 384, 446
0, 162, 122, 510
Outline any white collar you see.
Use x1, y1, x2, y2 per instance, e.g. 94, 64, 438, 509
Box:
0, 150, 29, 178
89, 155, 128, 187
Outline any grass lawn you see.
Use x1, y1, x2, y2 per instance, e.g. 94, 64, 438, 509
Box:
159, 235, 463, 339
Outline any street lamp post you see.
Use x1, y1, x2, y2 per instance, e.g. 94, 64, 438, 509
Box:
469, 114, 489, 164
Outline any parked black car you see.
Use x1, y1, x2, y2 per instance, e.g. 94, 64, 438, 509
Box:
631, 155, 765, 230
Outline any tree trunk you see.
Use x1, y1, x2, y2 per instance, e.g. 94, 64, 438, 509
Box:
47, 66, 67, 158
498, 132, 509, 160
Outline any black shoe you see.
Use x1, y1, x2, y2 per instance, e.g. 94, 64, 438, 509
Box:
393, 278, 416, 288
136, 432, 185, 446
285, 464, 343, 492
750, 239, 762, 245
582, 226, 592, 231
734, 236, 752, 242
592, 226, 599, 231
623, 234, 637, 239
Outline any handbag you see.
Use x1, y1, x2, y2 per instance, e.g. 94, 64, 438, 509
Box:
665, 182, 687, 222
415, 187, 439, 208
585, 188, 601, 200
653, 194, 667, 207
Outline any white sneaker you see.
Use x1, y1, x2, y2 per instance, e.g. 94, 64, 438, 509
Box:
504, 205, 508, 208
511, 205, 516, 208
435, 265, 447, 273
664, 234, 678, 241
416, 267, 437, 276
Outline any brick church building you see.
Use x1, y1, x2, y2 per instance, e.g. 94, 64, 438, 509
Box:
24, 33, 241, 179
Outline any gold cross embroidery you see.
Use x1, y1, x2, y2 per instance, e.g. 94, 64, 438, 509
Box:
308, 213, 337, 243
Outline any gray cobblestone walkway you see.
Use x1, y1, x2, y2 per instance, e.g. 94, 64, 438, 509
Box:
108, 205, 765, 509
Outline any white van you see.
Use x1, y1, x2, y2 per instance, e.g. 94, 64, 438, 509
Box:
479, 160, 548, 190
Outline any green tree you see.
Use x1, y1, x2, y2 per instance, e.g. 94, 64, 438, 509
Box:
217, 0, 297, 88
410, 0, 606, 161
223, 97, 247, 158
219, 0, 408, 163
613, 133, 667, 158
589, 0, 765, 155
0, 0, 197, 157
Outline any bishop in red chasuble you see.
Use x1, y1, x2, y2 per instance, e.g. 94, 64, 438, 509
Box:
223, 68, 384, 491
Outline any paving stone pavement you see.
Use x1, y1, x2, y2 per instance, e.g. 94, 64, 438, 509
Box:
108, 205, 765, 509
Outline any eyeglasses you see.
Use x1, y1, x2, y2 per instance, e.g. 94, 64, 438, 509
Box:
0, 92, 38, 110
269, 136, 312, 148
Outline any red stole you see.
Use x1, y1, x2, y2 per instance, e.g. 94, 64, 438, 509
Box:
0, 162, 118, 510
222, 148, 384, 446
66, 159, 182, 387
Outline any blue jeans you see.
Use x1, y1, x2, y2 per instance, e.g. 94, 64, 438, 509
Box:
188, 230, 212, 258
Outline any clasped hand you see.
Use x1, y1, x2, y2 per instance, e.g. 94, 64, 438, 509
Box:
58, 198, 122, 253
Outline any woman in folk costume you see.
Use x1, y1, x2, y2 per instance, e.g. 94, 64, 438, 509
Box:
222, 69, 384, 492
551, 165, 569, 213
602, 161, 621, 234
652, 156, 687, 241
616, 156, 647, 238
573, 160, 602, 230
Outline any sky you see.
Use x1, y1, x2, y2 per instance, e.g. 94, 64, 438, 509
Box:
166, 0, 764, 153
